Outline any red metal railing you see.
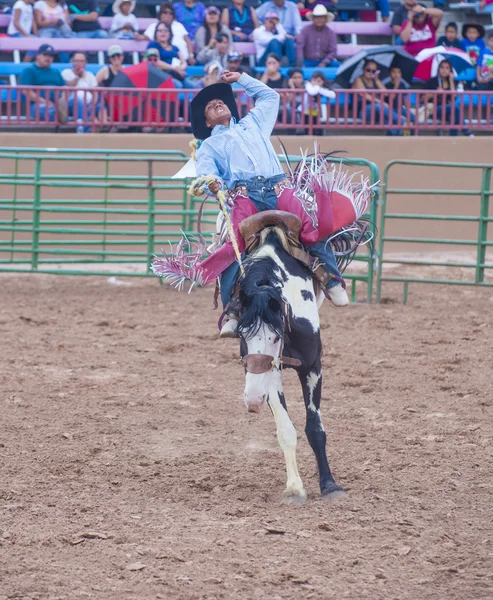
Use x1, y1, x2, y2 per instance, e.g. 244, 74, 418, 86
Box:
2, 86, 493, 134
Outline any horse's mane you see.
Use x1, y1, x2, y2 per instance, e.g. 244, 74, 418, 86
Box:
238, 248, 285, 340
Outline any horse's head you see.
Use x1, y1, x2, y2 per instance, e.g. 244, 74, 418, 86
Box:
238, 257, 284, 414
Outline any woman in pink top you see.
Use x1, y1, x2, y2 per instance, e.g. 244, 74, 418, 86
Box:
400, 3, 443, 57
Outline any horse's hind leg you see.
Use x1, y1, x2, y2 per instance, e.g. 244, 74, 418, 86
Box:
268, 370, 306, 504
299, 361, 345, 499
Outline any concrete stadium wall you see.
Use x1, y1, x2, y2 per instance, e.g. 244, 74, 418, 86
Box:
1, 134, 492, 253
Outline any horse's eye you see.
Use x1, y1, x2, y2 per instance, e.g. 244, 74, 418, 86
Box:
274, 336, 280, 344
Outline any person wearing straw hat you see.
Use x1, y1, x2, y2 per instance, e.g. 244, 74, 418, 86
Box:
191, 70, 348, 336
110, 0, 144, 40
296, 5, 338, 68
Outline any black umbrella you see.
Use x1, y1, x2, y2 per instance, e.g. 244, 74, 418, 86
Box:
335, 45, 418, 88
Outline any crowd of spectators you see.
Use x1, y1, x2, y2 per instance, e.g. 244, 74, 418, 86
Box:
3, 0, 493, 134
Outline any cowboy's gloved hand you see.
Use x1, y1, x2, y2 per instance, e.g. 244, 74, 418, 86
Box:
208, 180, 222, 195
221, 71, 241, 84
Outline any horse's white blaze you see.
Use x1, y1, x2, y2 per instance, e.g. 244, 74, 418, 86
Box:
268, 370, 305, 499
254, 246, 319, 332
243, 323, 282, 413
307, 371, 321, 412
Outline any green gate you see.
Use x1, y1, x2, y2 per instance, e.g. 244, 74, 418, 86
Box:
0, 148, 378, 302
377, 159, 493, 302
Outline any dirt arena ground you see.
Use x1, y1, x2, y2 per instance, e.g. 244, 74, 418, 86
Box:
1, 272, 492, 600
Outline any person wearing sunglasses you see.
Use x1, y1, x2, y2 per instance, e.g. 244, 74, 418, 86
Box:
143, 2, 195, 65
95, 44, 124, 123
352, 59, 408, 136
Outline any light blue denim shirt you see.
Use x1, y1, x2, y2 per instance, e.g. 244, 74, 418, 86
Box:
195, 73, 284, 190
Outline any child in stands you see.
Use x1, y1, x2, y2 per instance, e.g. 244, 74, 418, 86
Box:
7, 0, 37, 61
476, 31, 493, 90
437, 22, 462, 49
110, 0, 146, 40
461, 23, 486, 66
303, 71, 335, 135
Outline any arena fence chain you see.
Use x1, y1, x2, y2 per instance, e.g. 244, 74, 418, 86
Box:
0, 148, 378, 302
377, 160, 493, 303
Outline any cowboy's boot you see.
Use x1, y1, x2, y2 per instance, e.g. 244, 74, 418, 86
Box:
220, 313, 239, 338
327, 283, 349, 307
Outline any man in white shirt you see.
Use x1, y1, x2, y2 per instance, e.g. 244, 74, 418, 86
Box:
252, 12, 293, 66
61, 52, 97, 132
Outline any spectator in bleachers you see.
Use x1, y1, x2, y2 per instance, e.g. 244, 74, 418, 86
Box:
424, 59, 473, 136
299, 0, 337, 22
256, 0, 302, 38
143, 3, 194, 64
7, 0, 37, 62
61, 51, 96, 131
383, 65, 414, 128
110, 0, 144, 40
69, 0, 109, 39
96, 44, 123, 87
197, 60, 224, 88
19, 43, 68, 122
400, 4, 443, 57
196, 32, 230, 67
295, 5, 337, 68
476, 0, 493, 14
476, 32, 493, 90
142, 47, 159, 64
226, 50, 250, 76
259, 53, 287, 88
391, 0, 417, 44
34, 0, 75, 62
147, 22, 194, 87
194, 7, 232, 57
437, 22, 462, 50
253, 12, 294, 66
461, 24, 485, 66
173, 0, 206, 40
221, 0, 258, 42
352, 59, 406, 136
303, 70, 335, 134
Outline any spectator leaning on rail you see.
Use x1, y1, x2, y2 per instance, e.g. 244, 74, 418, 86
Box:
61, 50, 97, 132
221, 0, 258, 42
143, 3, 194, 64
296, 5, 338, 68
19, 43, 68, 123
7, 0, 37, 62
253, 12, 294, 67
68, 0, 109, 39
476, 32, 493, 90
173, 0, 206, 40
400, 3, 443, 57
194, 7, 232, 58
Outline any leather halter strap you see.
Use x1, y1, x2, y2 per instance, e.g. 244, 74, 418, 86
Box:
241, 353, 302, 374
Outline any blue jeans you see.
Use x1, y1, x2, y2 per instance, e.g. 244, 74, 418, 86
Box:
475, 1, 493, 11
76, 29, 109, 39
9, 33, 37, 58
220, 174, 342, 308
38, 26, 75, 63
359, 103, 406, 136
68, 96, 92, 132
436, 104, 471, 136
377, 0, 390, 18
304, 59, 340, 68
30, 102, 56, 122
259, 38, 296, 66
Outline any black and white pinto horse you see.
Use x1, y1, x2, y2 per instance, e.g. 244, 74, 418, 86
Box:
238, 228, 344, 504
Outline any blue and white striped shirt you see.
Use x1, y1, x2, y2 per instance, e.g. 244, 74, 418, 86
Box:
195, 73, 284, 190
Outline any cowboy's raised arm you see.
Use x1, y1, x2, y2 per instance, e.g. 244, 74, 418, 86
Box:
237, 72, 280, 135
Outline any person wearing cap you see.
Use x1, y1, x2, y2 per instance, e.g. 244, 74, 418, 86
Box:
226, 50, 250, 76
252, 12, 294, 66
173, 0, 206, 40
296, 5, 338, 68
191, 70, 347, 336
196, 32, 231, 68
221, 0, 258, 42
142, 47, 160, 65
95, 44, 123, 122
400, 3, 443, 57
68, 0, 109, 39
110, 0, 145, 40
19, 43, 68, 123
197, 60, 224, 88
195, 6, 232, 57
256, 0, 302, 37
143, 3, 194, 64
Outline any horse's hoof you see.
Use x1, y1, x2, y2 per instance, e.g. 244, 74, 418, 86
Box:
281, 490, 306, 505
321, 483, 345, 500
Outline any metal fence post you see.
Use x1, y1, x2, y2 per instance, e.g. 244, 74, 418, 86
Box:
31, 158, 42, 271
476, 167, 491, 284
147, 159, 156, 272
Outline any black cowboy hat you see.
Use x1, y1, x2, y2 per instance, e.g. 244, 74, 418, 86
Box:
190, 82, 240, 140
462, 22, 485, 39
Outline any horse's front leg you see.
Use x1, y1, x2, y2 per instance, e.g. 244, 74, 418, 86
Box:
268, 369, 306, 504
298, 360, 345, 499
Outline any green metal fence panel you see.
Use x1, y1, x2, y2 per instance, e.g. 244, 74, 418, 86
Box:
377, 160, 493, 303
0, 149, 378, 301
